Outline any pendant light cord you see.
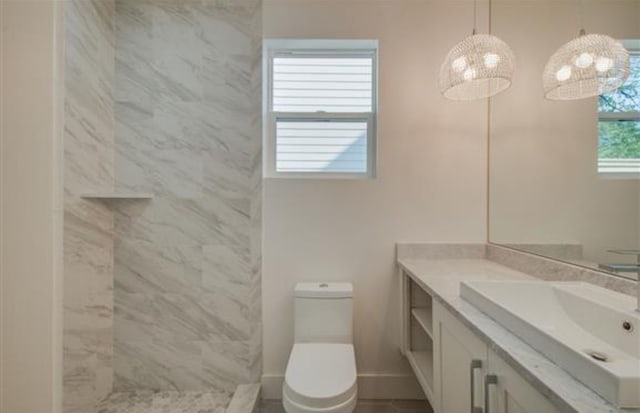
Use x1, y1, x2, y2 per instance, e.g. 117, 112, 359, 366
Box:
472, 0, 477, 34
488, 0, 492, 34
579, 0, 586, 35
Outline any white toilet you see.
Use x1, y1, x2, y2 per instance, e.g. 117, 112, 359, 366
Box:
283, 282, 357, 413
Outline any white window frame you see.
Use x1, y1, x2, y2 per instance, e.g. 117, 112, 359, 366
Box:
598, 42, 640, 179
263, 39, 378, 179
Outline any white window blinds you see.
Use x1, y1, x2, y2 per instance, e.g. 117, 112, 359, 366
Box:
265, 40, 378, 178
276, 120, 368, 173
272, 57, 374, 113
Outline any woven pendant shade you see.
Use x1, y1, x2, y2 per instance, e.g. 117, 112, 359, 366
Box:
439, 34, 515, 100
543, 33, 630, 100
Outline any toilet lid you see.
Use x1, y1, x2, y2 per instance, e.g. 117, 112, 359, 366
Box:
284, 343, 357, 408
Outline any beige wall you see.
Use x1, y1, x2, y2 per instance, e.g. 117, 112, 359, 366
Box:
262, 0, 489, 398
1, 1, 65, 412
489, 0, 640, 266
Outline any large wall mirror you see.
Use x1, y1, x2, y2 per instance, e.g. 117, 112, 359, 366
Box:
489, 0, 640, 281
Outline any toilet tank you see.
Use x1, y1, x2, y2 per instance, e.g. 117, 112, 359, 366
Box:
294, 282, 353, 343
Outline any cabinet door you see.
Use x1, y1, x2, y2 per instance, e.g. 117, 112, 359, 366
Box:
486, 350, 561, 413
433, 301, 487, 413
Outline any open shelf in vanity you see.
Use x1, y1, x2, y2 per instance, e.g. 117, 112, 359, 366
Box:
401, 270, 435, 405
411, 307, 433, 339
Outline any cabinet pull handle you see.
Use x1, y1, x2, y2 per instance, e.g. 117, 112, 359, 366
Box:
470, 359, 483, 413
484, 374, 498, 413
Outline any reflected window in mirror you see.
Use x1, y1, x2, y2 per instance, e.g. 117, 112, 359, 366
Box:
598, 41, 640, 178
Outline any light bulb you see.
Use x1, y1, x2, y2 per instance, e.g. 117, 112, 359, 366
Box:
595, 56, 614, 73
452, 56, 467, 73
483, 53, 500, 69
574, 52, 593, 69
556, 65, 572, 82
463, 67, 477, 81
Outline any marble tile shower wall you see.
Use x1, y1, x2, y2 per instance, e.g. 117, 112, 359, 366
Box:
112, 0, 262, 392
63, 1, 116, 412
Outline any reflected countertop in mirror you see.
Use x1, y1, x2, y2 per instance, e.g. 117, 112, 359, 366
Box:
488, 0, 640, 282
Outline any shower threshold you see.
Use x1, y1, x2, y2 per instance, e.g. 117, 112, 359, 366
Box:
97, 384, 260, 413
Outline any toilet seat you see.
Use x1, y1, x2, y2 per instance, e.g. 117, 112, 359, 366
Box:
283, 343, 357, 413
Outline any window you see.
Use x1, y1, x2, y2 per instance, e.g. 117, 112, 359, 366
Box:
598, 41, 640, 177
263, 39, 378, 178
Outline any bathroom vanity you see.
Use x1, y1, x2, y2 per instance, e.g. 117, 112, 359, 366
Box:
398, 256, 640, 413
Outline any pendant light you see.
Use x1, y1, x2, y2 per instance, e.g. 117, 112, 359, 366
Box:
542, 1, 630, 100
439, 0, 515, 100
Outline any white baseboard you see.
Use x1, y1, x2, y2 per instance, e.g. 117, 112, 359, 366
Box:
261, 374, 425, 400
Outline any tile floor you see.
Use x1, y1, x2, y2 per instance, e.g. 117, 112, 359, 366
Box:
95, 391, 432, 413
261, 399, 433, 413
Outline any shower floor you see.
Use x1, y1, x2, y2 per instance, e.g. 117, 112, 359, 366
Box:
97, 390, 232, 413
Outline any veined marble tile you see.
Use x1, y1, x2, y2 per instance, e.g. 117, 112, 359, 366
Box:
201, 341, 252, 391
198, 292, 252, 342
202, 52, 252, 100
203, 244, 251, 288
152, 3, 203, 103
64, 1, 115, 411
153, 104, 209, 150
64, 325, 113, 376
197, 0, 262, 43
65, 1, 115, 195
65, 96, 114, 193
246, 312, 262, 383
198, 17, 252, 56
204, 158, 251, 203
227, 384, 261, 413
114, 1, 156, 107
65, 291, 113, 335
115, 239, 202, 295
247, 10, 262, 387
64, 365, 96, 413
64, 319, 114, 412
66, 0, 115, 81
116, 139, 204, 198
114, 337, 203, 391
116, 290, 251, 343
115, 0, 152, 58
113, 0, 262, 393
115, 293, 163, 347
115, 196, 250, 251
200, 125, 253, 179
116, 292, 198, 343
114, 52, 157, 108
64, 200, 114, 299
115, 103, 209, 152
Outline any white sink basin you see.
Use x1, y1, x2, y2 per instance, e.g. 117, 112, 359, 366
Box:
460, 280, 640, 408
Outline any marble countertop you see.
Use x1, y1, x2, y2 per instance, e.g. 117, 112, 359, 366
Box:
397, 258, 639, 413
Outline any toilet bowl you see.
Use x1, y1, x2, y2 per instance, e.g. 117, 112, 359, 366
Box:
282, 283, 357, 413
283, 343, 357, 413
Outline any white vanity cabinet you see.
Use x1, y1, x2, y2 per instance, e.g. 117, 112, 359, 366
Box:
401, 271, 561, 413
432, 300, 561, 413
432, 300, 487, 413
486, 348, 560, 413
